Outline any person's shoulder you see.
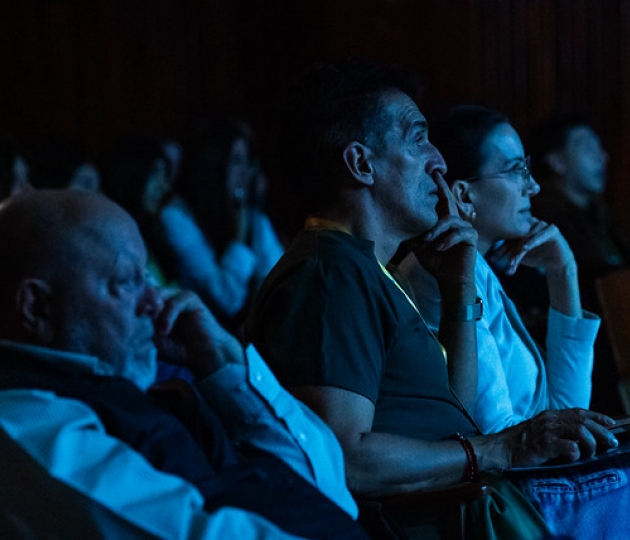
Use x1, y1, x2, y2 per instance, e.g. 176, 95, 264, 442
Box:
282, 230, 377, 275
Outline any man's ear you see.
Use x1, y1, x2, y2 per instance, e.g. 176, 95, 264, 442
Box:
15, 278, 55, 343
450, 180, 476, 221
342, 142, 374, 187
546, 151, 567, 176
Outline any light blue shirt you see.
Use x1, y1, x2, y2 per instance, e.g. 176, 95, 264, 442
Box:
0, 340, 356, 538
407, 256, 600, 434
160, 199, 284, 318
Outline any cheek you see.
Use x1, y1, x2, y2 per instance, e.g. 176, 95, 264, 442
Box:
474, 187, 526, 233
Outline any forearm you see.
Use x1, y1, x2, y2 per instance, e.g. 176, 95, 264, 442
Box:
197, 347, 358, 517
345, 432, 473, 497
438, 284, 479, 411
546, 259, 582, 318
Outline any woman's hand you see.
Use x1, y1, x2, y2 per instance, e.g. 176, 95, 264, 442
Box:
489, 218, 576, 277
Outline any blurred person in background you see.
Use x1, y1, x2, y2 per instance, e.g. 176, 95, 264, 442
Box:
498, 113, 628, 416
99, 133, 174, 287
159, 113, 283, 335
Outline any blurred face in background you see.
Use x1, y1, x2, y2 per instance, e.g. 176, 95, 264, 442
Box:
70, 162, 101, 192
560, 126, 608, 197
11, 156, 31, 196
226, 137, 256, 204
142, 158, 170, 215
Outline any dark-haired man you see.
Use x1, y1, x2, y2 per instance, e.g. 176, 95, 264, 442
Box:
246, 60, 630, 538
0, 189, 367, 539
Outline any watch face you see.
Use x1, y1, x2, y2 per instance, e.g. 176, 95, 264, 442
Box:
459, 298, 483, 321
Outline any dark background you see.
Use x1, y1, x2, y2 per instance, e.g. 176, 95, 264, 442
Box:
1, 0, 629, 237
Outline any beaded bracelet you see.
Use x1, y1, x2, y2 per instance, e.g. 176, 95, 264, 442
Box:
448, 432, 478, 482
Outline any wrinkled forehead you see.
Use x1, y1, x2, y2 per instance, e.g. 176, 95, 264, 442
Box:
63, 208, 147, 274
380, 90, 425, 124
376, 90, 427, 144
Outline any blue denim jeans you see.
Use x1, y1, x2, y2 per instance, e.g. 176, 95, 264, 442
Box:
510, 452, 630, 540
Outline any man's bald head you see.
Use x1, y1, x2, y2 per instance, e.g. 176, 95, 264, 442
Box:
0, 189, 160, 388
0, 189, 139, 308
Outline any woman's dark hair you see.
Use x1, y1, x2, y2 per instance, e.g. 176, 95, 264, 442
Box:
99, 133, 171, 257
177, 113, 257, 256
430, 105, 509, 184
100, 133, 170, 220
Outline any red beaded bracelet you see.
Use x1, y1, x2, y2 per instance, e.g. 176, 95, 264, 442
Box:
448, 432, 478, 482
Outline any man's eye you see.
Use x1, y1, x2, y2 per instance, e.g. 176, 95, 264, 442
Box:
114, 278, 135, 289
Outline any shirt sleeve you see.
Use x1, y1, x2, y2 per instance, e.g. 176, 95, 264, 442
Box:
474, 311, 518, 434
545, 307, 599, 410
0, 389, 305, 540
196, 345, 358, 518
159, 203, 256, 317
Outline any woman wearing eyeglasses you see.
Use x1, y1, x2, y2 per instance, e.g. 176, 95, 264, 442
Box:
395, 104, 600, 434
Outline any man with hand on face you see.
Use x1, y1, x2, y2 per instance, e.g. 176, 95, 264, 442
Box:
0, 189, 368, 539
246, 60, 630, 539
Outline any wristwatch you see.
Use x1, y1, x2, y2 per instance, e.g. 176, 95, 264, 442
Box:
455, 297, 483, 321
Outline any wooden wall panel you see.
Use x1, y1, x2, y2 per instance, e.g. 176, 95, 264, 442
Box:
0, 1, 629, 231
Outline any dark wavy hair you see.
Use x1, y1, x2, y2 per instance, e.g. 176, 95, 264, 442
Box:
429, 104, 509, 184
275, 59, 424, 213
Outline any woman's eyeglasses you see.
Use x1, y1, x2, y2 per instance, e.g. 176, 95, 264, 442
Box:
459, 156, 534, 188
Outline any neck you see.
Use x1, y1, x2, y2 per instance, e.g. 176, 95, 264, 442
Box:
307, 206, 405, 264
477, 237, 493, 257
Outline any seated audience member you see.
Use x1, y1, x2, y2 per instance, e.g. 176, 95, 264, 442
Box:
246, 59, 629, 539
0, 189, 367, 539
499, 113, 628, 415
393, 105, 599, 434
26, 135, 101, 192
0, 132, 31, 199
100, 133, 175, 287
159, 114, 284, 333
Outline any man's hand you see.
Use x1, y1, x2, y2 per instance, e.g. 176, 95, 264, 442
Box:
481, 408, 619, 470
488, 218, 576, 277
152, 289, 244, 379
408, 173, 478, 296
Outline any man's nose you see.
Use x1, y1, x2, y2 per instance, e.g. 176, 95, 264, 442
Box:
137, 283, 164, 318
427, 143, 448, 176
526, 175, 541, 196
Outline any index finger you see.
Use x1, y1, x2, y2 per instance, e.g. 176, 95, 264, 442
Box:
433, 172, 459, 218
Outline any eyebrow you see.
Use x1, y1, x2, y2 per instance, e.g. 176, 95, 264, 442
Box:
404, 119, 428, 138
501, 156, 526, 167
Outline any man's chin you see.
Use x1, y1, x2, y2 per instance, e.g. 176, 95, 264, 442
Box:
124, 349, 158, 391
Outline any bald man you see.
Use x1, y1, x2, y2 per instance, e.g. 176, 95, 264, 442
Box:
0, 190, 367, 539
